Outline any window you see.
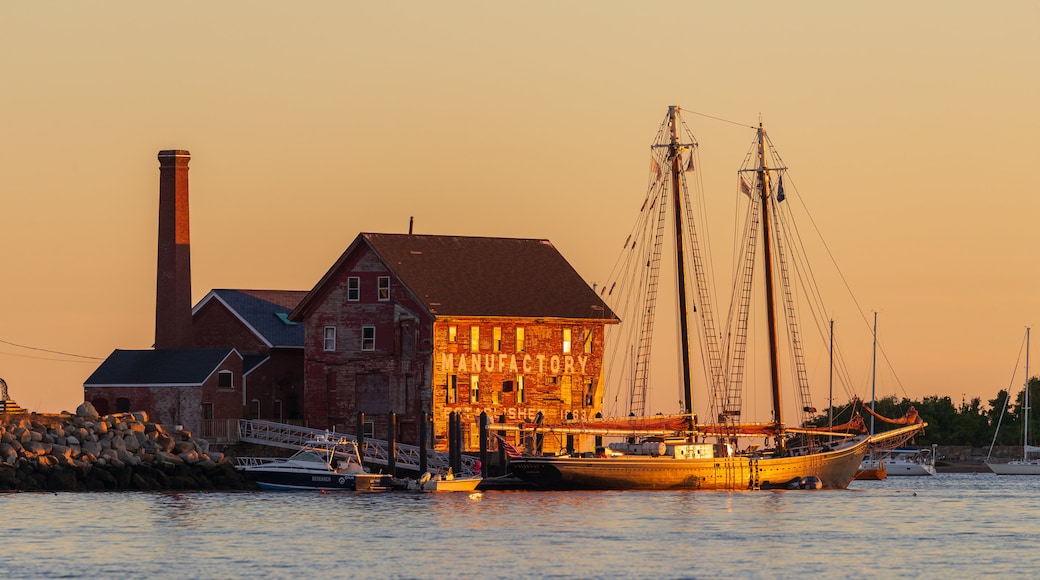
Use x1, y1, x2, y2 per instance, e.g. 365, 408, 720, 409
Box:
516, 375, 525, 403
563, 328, 572, 354
448, 325, 457, 343
361, 326, 376, 351
470, 326, 480, 353
323, 326, 337, 351
347, 277, 360, 301
561, 375, 572, 404
493, 327, 502, 352
447, 374, 457, 404
218, 370, 234, 389
583, 328, 593, 354
363, 421, 375, 438
202, 402, 214, 421
470, 376, 480, 403
378, 276, 390, 301
516, 327, 525, 352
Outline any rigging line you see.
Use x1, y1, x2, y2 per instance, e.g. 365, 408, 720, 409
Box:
0, 337, 104, 360
0, 349, 101, 363
986, 330, 1027, 459
682, 109, 757, 129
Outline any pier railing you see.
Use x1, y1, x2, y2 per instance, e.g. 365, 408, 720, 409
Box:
237, 419, 477, 477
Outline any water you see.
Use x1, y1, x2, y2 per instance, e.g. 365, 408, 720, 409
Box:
3, 473, 1037, 579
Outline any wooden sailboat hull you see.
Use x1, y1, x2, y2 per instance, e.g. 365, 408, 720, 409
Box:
509, 438, 869, 491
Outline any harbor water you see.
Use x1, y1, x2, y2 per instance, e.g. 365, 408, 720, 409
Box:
4, 473, 1037, 579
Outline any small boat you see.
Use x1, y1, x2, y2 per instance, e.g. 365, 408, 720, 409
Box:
416, 469, 482, 492
854, 456, 888, 480
882, 446, 936, 476
986, 328, 1040, 475
236, 433, 393, 491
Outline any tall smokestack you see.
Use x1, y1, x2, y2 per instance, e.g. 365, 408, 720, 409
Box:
155, 150, 193, 349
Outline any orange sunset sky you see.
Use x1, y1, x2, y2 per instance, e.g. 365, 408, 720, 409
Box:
2, 2, 1038, 417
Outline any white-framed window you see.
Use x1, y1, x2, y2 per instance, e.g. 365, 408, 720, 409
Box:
378, 276, 390, 301
516, 327, 525, 352
470, 326, 480, 353
217, 370, 234, 389
363, 421, 375, 438
447, 374, 457, 404
493, 327, 502, 352
563, 328, 572, 354
361, 326, 376, 351
583, 328, 593, 354
516, 375, 525, 403
470, 375, 480, 403
323, 326, 337, 351
347, 276, 360, 301
448, 325, 457, 343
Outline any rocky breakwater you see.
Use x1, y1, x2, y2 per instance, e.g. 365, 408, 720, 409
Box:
0, 403, 254, 491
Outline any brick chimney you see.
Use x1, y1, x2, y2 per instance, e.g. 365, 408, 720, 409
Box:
155, 150, 193, 349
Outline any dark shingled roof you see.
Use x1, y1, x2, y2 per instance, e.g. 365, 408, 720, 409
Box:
295, 233, 617, 320
194, 289, 307, 348
84, 349, 239, 386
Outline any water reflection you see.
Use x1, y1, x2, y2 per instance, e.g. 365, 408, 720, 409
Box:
2, 476, 1039, 578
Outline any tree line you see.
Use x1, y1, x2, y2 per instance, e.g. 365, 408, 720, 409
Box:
809, 377, 1040, 448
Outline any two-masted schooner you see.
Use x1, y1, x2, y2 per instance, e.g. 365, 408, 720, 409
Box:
506, 106, 925, 490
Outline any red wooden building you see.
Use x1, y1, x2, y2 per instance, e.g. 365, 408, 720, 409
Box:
289, 233, 618, 452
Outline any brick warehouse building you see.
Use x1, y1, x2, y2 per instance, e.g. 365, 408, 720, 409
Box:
289, 233, 618, 453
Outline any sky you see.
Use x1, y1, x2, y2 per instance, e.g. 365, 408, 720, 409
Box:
2, 2, 1038, 417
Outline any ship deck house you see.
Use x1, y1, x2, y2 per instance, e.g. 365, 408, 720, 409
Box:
289, 233, 618, 453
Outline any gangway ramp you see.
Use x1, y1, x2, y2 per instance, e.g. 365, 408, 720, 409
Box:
238, 419, 477, 476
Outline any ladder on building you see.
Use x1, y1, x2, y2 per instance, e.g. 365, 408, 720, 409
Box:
238, 419, 477, 477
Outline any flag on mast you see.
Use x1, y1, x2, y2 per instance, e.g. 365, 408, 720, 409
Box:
739, 176, 751, 197
777, 175, 786, 202
685, 152, 695, 172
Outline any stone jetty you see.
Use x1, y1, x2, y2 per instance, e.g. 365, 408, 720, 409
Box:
0, 402, 254, 491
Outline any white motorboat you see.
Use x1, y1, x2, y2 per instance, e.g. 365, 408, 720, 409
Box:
236, 433, 392, 491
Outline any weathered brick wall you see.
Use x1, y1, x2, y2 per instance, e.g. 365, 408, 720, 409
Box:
302, 250, 431, 443
192, 301, 268, 352
84, 355, 243, 432
193, 300, 302, 423
431, 318, 609, 452
243, 349, 305, 422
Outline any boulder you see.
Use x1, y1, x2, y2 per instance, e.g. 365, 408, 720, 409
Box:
76, 401, 100, 420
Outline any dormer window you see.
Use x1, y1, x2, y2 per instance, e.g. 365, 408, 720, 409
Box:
378, 276, 390, 301
218, 370, 234, 389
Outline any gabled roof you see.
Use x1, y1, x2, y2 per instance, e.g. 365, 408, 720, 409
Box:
84, 348, 240, 387
193, 289, 307, 348
292, 233, 618, 321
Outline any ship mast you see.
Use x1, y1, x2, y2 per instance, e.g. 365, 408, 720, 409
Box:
669, 106, 695, 415
756, 123, 785, 450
